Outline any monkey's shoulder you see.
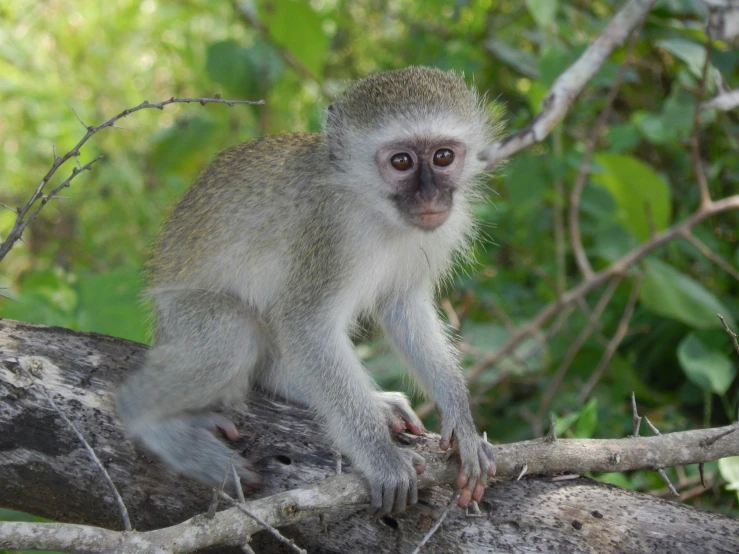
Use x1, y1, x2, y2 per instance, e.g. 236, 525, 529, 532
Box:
215, 132, 326, 175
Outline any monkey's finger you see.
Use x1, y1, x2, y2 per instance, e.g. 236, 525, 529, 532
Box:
370, 483, 383, 513
410, 452, 426, 474
389, 404, 425, 435
381, 485, 395, 515
408, 476, 419, 507
458, 487, 473, 507
472, 479, 485, 502
479, 441, 496, 477
393, 480, 411, 513
456, 467, 469, 489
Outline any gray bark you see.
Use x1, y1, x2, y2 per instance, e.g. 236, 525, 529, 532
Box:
1, 317, 738, 553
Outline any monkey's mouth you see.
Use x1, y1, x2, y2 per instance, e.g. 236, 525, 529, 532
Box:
407, 209, 450, 231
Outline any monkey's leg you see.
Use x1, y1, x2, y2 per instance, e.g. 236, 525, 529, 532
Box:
116, 289, 267, 488
262, 326, 425, 514
379, 291, 496, 508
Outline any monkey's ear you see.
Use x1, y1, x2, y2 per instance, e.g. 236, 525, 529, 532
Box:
326, 103, 340, 127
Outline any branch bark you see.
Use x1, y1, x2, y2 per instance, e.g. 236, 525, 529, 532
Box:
1, 318, 739, 553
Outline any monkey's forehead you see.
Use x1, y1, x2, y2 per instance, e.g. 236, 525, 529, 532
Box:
334, 66, 481, 128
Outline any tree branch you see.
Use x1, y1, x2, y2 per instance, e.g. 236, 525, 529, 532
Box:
478, 0, 658, 168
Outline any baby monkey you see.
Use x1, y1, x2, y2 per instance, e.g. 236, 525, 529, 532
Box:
117, 66, 497, 514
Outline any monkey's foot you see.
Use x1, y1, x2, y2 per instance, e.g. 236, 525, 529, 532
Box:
376, 391, 425, 435
137, 414, 263, 491
440, 428, 496, 507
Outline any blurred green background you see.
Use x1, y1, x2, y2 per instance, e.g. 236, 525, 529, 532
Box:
1, 0, 738, 531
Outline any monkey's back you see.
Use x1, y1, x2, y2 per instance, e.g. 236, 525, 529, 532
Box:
149, 133, 332, 310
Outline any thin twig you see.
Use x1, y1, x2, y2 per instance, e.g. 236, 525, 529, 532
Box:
657, 468, 679, 497
534, 277, 623, 434
690, 32, 714, 209
717, 314, 739, 356
467, 194, 739, 384
218, 491, 307, 554
682, 231, 739, 282
410, 489, 461, 554
579, 274, 644, 403
20, 360, 131, 531
0, 95, 262, 263
569, 15, 647, 278
631, 392, 642, 437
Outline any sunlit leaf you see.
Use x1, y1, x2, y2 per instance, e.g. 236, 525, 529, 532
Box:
677, 333, 736, 394
260, 0, 329, 78
592, 153, 672, 241
719, 457, 739, 499
525, 0, 559, 29
641, 259, 736, 330
575, 399, 599, 438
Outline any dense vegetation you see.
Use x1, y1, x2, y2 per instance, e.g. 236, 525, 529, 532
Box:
1, 0, 737, 528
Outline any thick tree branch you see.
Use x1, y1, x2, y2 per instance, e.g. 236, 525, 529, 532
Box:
2, 320, 739, 553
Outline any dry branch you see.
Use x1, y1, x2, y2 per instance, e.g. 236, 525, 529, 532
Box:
0, 96, 262, 264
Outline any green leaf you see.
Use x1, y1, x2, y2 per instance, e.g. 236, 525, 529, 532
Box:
631, 111, 668, 144
719, 457, 739, 498
464, 323, 545, 383
0, 269, 78, 328
525, 0, 558, 29
657, 38, 708, 79
677, 333, 736, 394
606, 123, 641, 152
574, 398, 599, 438
260, 0, 329, 78
485, 40, 539, 78
206, 38, 285, 97
76, 269, 149, 343
592, 153, 672, 241
641, 259, 736, 330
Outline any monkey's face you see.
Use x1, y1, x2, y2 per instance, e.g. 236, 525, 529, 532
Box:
375, 139, 467, 231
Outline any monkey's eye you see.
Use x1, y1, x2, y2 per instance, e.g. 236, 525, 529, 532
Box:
390, 153, 413, 171
433, 148, 455, 167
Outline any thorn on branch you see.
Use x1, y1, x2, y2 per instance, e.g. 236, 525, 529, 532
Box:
702, 427, 736, 447
717, 314, 739, 357
546, 411, 558, 442
699, 462, 706, 488
657, 468, 679, 497
644, 416, 661, 436
631, 392, 642, 437
516, 464, 528, 481
218, 491, 307, 554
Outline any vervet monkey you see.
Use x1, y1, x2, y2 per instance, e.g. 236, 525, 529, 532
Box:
117, 66, 497, 514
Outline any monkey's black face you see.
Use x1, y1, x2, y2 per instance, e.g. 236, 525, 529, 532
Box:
375, 140, 467, 231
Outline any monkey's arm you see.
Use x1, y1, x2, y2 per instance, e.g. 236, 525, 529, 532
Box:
268, 318, 425, 514
379, 290, 495, 507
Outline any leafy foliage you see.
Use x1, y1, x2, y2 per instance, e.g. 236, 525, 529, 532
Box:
1, 0, 738, 523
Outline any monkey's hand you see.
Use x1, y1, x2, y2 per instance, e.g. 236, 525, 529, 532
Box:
440, 421, 496, 508
358, 442, 425, 515
376, 391, 425, 435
